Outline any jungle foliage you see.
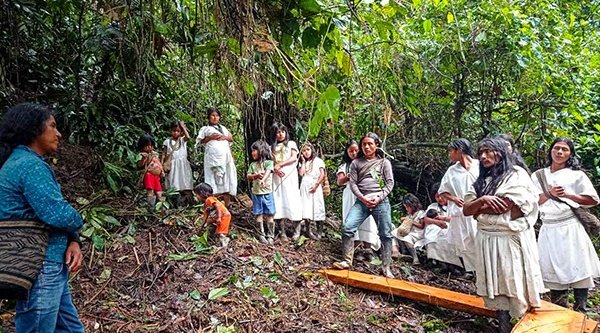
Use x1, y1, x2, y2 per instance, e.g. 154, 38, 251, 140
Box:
1, 0, 600, 192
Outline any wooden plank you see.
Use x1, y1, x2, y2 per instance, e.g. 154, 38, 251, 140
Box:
319, 269, 497, 317
320, 269, 598, 333
513, 301, 598, 333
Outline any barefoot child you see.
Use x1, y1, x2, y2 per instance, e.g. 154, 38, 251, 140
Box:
298, 142, 326, 240
247, 140, 276, 244
194, 183, 231, 247
137, 134, 164, 211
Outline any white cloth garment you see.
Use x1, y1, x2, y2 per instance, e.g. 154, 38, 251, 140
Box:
465, 166, 545, 317
196, 124, 237, 196
337, 163, 381, 251
272, 141, 302, 221
393, 210, 426, 245
162, 137, 193, 191
438, 160, 480, 271
300, 157, 326, 220
532, 167, 600, 289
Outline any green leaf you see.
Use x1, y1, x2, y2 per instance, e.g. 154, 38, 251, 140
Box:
243, 81, 256, 96
447, 12, 454, 24
423, 19, 433, 33
336, 50, 353, 76
298, 0, 322, 14
189, 289, 202, 300
208, 287, 229, 301
302, 27, 321, 49
273, 252, 285, 267
92, 234, 105, 250
308, 85, 341, 138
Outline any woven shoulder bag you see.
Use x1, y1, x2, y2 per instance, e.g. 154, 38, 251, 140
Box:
0, 220, 49, 299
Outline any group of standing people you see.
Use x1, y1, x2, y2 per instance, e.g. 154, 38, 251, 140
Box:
381, 135, 600, 332
1, 101, 599, 333
137, 107, 237, 210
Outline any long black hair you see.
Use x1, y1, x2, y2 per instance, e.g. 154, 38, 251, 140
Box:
473, 137, 514, 196
357, 132, 384, 159
136, 134, 156, 152
448, 138, 474, 157
402, 193, 423, 213
269, 122, 289, 149
341, 140, 359, 165
250, 140, 272, 163
498, 133, 530, 173
547, 137, 580, 170
0, 103, 53, 168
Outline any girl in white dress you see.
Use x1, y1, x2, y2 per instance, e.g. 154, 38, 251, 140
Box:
392, 194, 425, 265
438, 138, 479, 273
531, 137, 600, 311
337, 140, 381, 260
464, 137, 544, 331
299, 142, 326, 240
162, 121, 193, 205
196, 107, 237, 207
270, 123, 302, 241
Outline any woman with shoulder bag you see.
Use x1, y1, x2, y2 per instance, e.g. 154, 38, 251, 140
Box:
531, 137, 600, 312
0, 103, 85, 332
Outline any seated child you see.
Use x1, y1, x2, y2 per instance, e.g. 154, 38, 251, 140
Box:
193, 182, 231, 248
392, 194, 425, 265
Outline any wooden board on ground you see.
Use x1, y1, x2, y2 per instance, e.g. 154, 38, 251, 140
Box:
319, 269, 598, 333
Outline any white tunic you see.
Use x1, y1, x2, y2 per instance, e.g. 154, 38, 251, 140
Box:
415, 203, 449, 248
438, 160, 479, 271
466, 167, 545, 317
393, 210, 426, 245
272, 141, 302, 221
162, 137, 193, 191
337, 163, 381, 251
532, 167, 600, 289
300, 157, 326, 220
196, 125, 237, 196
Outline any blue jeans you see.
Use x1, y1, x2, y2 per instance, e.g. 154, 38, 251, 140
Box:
16, 261, 84, 333
343, 198, 393, 241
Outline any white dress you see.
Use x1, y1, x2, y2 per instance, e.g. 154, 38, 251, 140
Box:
393, 210, 426, 245
425, 202, 462, 266
465, 166, 545, 317
532, 167, 600, 290
415, 203, 450, 248
300, 157, 326, 220
337, 163, 381, 251
438, 160, 479, 271
196, 124, 237, 196
162, 137, 193, 191
272, 141, 302, 221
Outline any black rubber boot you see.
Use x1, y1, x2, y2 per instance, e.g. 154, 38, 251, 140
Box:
291, 221, 302, 241
550, 289, 569, 308
497, 310, 513, 333
316, 220, 324, 240
305, 221, 318, 240
573, 288, 588, 312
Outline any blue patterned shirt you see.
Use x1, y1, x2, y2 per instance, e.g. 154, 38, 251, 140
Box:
0, 145, 83, 262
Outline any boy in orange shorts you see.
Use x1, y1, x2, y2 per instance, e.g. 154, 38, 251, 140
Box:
194, 183, 231, 247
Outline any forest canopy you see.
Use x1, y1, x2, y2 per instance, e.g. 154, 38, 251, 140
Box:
1, 0, 599, 191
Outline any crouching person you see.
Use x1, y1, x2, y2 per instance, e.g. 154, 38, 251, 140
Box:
194, 183, 231, 247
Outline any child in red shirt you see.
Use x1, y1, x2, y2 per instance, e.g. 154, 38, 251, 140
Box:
194, 182, 231, 247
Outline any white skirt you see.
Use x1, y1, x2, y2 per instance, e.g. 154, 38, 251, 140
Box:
538, 212, 600, 288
